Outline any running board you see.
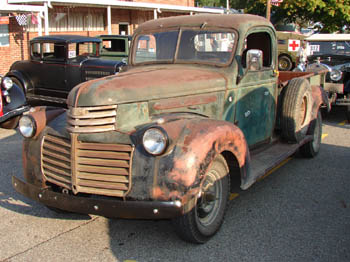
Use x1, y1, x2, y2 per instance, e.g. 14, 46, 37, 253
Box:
241, 135, 312, 190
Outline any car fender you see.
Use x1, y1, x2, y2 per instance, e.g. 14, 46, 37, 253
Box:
5, 70, 33, 93
129, 117, 251, 207
311, 84, 326, 119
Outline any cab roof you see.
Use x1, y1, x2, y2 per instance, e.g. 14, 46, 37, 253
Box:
30, 35, 102, 44
134, 14, 272, 33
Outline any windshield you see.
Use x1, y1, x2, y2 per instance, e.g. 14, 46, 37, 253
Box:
309, 41, 350, 56
134, 29, 236, 65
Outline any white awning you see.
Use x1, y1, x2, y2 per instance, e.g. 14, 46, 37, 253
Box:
7, 0, 224, 14
0, 3, 45, 13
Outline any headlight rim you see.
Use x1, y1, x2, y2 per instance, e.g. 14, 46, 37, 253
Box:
330, 69, 342, 82
2, 77, 13, 90
18, 115, 37, 138
142, 127, 169, 156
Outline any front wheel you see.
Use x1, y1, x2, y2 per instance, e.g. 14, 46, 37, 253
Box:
278, 55, 293, 71
172, 155, 230, 244
300, 111, 322, 158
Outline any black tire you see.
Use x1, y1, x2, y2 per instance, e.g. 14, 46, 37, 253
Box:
346, 105, 350, 123
172, 155, 230, 244
278, 55, 293, 71
0, 115, 20, 129
281, 78, 313, 143
300, 111, 322, 158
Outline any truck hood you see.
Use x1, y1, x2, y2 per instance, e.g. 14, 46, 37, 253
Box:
67, 65, 227, 107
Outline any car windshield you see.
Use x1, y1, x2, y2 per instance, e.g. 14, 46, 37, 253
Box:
309, 41, 350, 56
133, 29, 236, 65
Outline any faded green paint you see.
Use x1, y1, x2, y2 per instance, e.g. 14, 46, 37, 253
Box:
115, 102, 150, 132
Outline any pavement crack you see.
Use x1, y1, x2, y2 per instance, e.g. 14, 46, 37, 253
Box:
2, 216, 100, 262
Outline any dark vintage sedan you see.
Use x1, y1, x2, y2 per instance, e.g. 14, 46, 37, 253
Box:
0, 75, 29, 129
307, 34, 350, 120
5, 35, 125, 106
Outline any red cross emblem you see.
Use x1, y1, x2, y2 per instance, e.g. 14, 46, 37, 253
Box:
288, 40, 300, 51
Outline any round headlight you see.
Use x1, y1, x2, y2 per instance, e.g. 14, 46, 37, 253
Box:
330, 69, 342, 81
2, 77, 13, 90
18, 115, 36, 138
143, 128, 168, 155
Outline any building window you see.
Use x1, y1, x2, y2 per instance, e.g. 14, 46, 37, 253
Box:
27, 12, 104, 32
0, 25, 9, 46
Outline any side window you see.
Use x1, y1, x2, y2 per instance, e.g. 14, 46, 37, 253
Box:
242, 32, 272, 68
42, 43, 65, 62
31, 43, 41, 60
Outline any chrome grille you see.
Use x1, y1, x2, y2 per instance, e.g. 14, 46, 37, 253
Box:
41, 134, 133, 197
83, 70, 113, 81
67, 105, 117, 133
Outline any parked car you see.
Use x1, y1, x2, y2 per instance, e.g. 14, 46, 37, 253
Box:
277, 31, 307, 71
307, 34, 350, 121
5, 35, 125, 106
13, 14, 326, 243
0, 75, 29, 129
98, 35, 131, 63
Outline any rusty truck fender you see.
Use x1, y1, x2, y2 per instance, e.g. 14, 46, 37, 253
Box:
133, 116, 251, 208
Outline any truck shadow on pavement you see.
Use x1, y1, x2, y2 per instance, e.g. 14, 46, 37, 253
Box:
105, 141, 350, 262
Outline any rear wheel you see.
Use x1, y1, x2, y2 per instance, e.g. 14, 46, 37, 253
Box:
281, 78, 313, 143
278, 55, 293, 71
300, 111, 322, 158
172, 155, 230, 244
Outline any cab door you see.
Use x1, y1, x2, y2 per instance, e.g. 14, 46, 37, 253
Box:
233, 29, 278, 147
34, 42, 68, 99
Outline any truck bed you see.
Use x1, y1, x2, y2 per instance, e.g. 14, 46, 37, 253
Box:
278, 70, 327, 87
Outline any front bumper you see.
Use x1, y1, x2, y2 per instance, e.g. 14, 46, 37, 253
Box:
0, 105, 30, 124
12, 176, 184, 219
323, 83, 350, 106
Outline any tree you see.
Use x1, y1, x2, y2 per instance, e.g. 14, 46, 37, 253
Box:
237, 0, 350, 33
195, 0, 225, 7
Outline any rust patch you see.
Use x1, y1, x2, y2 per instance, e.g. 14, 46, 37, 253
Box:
152, 118, 249, 201
29, 107, 65, 138
153, 94, 217, 111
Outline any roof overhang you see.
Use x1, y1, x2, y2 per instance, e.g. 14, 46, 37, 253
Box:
7, 0, 224, 14
0, 3, 45, 12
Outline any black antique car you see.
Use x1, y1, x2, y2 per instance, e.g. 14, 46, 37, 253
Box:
307, 34, 350, 120
0, 75, 29, 129
5, 35, 125, 106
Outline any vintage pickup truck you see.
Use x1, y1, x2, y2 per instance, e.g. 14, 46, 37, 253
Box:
13, 14, 326, 243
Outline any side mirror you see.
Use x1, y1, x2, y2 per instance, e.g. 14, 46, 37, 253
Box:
247, 49, 263, 71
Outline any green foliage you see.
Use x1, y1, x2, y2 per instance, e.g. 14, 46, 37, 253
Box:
228, 0, 350, 33
195, 0, 226, 7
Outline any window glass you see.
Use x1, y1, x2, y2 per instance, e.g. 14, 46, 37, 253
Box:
0, 24, 9, 46
134, 30, 236, 65
26, 12, 104, 32
101, 39, 126, 53
31, 43, 41, 59
42, 43, 65, 62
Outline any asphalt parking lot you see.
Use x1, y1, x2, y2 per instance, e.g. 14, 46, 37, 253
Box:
0, 108, 349, 262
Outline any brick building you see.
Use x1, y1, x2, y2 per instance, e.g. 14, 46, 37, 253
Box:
0, 0, 223, 75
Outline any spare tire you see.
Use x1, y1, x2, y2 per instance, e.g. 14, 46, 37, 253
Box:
281, 78, 313, 143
